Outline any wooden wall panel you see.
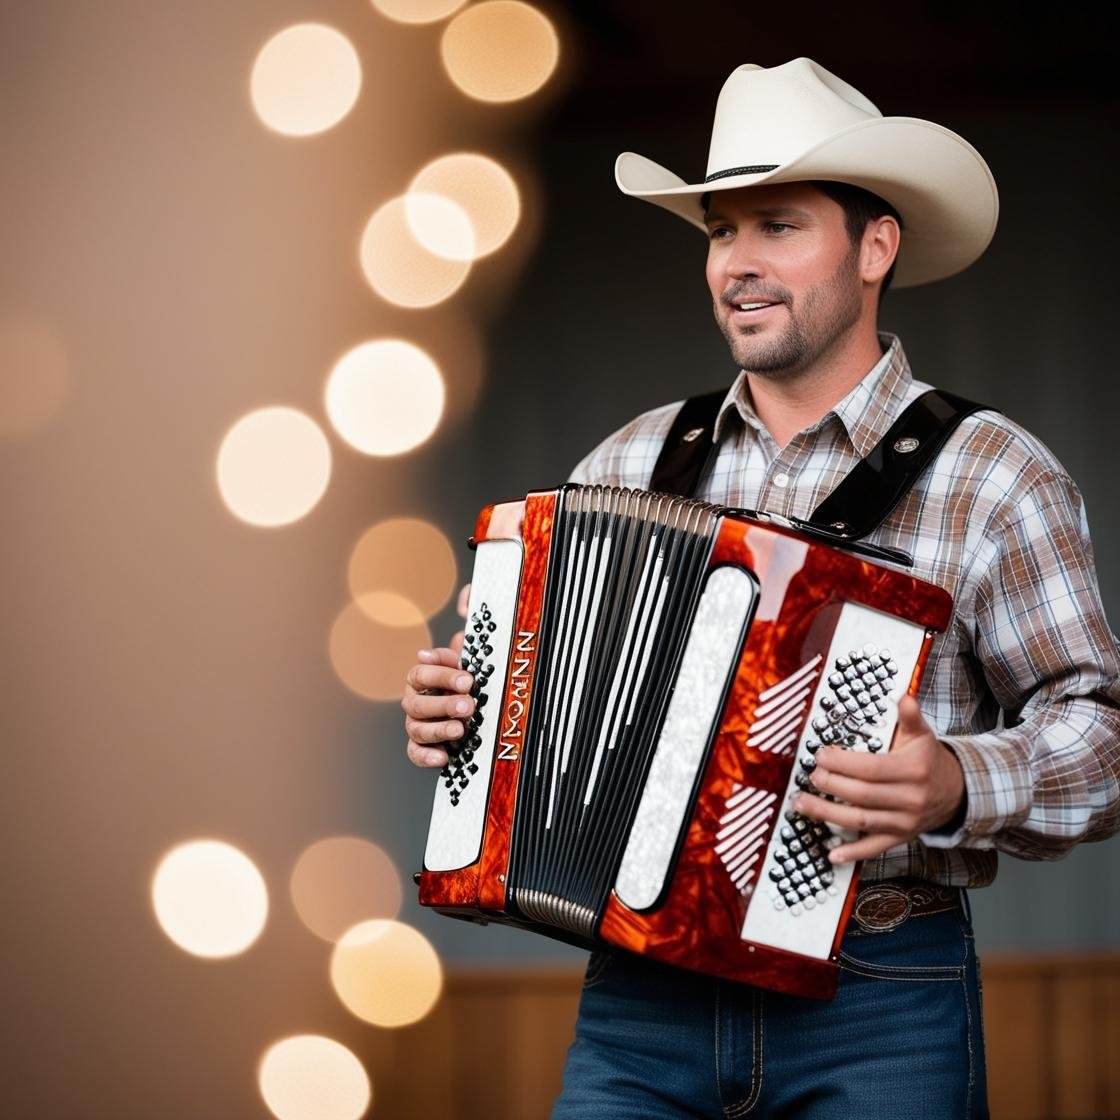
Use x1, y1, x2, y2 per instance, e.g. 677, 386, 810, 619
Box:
1104, 972, 1120, 1119
1053, 974, 1099, 1119
357, 955, 1120, 1120
981, 968, 1049, 1120
357, 971, 582, 1120
982, 956, 1120, 1120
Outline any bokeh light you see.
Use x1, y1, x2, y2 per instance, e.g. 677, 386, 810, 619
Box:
290, 836, 402, 943
0, 314, 70, 439
329, 595, 431, 701
324, 339, 444, 456
250, 24, 362, 137
410, 153, 521, 259
359, 196, 472, 308
217, 407, 332, 527
151, 840, 269, 958
354, 589, 433, 626
348, 517, 457, 621
329, 919, 443, 1027
372, 0, 469, 26
403, 192, 476, 262
440, 1, 559, 103
259, 1035, 371, 1120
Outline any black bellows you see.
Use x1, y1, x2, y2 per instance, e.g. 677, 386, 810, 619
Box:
506, 486, 719, 938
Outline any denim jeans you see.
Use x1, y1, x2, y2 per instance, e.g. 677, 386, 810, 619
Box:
552, 894, 988, 1119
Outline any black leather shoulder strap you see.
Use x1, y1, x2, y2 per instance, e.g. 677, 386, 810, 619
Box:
648, 388, 728, 498
808, 389, 994, 541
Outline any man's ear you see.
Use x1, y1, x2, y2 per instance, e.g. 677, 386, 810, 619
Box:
862, 215, 900, 285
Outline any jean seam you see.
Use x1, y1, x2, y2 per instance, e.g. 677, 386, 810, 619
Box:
724, 989, 762, 1117
961, 931, 975, 1117
838, 951, 963, 977
838, 936, 963, 974
839, 962, 964, 983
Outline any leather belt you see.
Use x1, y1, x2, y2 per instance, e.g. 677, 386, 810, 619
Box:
850, 877, 963, 934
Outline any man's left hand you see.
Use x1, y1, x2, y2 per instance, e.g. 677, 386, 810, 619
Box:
792, 695, 966, 864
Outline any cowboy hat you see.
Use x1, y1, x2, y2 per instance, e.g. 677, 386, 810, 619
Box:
615, 57, 998, 287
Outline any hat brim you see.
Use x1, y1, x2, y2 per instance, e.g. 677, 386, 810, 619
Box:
615, 116, 998, 288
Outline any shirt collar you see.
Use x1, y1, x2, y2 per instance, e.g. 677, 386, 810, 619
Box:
712, 333, 913, 459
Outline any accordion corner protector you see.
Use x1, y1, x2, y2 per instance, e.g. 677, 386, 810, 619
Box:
419, 484, 954, 1001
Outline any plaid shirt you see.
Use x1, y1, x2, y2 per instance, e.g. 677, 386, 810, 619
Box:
569, 333, 1120, 887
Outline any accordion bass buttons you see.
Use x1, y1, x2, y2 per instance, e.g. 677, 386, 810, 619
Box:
439, 601, 501, 807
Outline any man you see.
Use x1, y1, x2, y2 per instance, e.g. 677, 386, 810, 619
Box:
403, 59, 1120, 1117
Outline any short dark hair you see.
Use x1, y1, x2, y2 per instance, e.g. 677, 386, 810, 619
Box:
809, 180, 902, 300
699, 182, 903, 302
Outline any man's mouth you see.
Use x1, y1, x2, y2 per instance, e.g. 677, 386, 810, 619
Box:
729, 299, 783, 316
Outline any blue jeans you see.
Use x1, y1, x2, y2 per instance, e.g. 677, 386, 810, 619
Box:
553, 896, 988, 1119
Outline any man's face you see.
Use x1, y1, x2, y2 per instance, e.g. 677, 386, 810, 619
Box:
704, 182, 863, 377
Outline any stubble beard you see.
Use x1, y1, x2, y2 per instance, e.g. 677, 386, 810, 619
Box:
717, 245, 863, 379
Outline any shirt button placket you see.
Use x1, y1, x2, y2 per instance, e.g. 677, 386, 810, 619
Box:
767, 467, 793, 516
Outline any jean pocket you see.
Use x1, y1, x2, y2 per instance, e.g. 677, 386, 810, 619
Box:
582, 949, 616, 990
838, 949, 964, 982
838, 912, 967, 982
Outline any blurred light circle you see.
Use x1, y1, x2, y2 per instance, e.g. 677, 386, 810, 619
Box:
360, 197, 471, 308
353, 590, 429, 626
330, 919, 443, 1027
349, 518, 457, 621
152, 839, 269, 958
217, 407, 331, 527
0, 315, 70, 439
325, 339, 444, 456
290, 837, 403, 943
403, 192, 476, 262
329, 595, 431, 701
259, 1035, 371, 1120
251, 24, 362, 136
372, 0, 468, 25
410, 153, 520, 258
440, 2, 559, 103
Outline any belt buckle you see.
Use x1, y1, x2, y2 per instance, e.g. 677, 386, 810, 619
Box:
852, 884, 913, 933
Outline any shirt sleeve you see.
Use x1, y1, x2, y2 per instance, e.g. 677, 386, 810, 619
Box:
566, 400, 685, 488
921, 465, 1120, 858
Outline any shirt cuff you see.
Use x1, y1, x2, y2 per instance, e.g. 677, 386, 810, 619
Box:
919, 731, 1032, 850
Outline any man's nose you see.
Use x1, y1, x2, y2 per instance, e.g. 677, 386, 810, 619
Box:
724, 236, 767, 280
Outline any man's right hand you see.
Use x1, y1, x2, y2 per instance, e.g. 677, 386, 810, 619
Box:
402, 634, 475, 769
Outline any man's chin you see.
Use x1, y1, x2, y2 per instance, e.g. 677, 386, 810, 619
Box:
728, 342, 802, 378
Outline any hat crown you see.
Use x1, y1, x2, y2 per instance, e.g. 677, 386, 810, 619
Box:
707, 58, 882, 178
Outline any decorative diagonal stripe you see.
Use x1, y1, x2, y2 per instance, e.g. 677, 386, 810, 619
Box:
748, 656, 821, 755
748, 685, 813, 735
716, 785, 777, 892
756, 654, 822, 706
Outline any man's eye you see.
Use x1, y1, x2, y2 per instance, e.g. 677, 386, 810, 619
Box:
766, 221, 793, 233
708, 226, 733, 240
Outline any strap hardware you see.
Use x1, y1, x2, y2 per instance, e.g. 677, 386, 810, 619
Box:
649, 382, 995, 569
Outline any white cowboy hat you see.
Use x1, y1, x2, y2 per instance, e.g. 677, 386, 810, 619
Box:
615, 57, 998, 287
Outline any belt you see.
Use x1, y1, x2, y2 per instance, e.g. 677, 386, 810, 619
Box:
849, 876, 963, 934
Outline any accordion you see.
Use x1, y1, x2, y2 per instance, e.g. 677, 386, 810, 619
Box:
419, 485, 951, 1000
